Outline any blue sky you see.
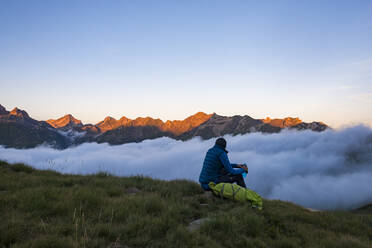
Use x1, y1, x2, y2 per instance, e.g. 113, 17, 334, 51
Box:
1, 0, 371, 127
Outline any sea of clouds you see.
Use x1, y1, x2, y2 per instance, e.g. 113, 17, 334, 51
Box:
1, 125, 372, 210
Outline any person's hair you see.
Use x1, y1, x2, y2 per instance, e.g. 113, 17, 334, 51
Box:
215, 137, 227, 149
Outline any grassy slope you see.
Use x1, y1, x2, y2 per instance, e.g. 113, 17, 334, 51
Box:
0, 161, 371, 248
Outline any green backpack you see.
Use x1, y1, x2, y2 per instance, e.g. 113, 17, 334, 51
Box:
209, 182, 263, 210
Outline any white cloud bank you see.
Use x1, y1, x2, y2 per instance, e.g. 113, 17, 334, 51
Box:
1, 126, 372, 210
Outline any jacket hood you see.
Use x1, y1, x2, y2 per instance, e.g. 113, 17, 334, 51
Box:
214, 144, 229, 154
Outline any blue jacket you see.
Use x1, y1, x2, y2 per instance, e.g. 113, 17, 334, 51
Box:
199, 144, 244, 190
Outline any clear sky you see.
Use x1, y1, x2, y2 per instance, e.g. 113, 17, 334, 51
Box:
1, 0, 371, 128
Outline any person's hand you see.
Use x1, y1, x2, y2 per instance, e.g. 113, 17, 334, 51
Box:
238, 164, 248, 173
242, 164, 248, 173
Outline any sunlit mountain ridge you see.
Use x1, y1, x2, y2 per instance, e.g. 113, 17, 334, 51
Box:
0, 104, 327, 149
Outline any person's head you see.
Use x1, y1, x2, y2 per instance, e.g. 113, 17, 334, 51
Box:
215, 137, 227, 149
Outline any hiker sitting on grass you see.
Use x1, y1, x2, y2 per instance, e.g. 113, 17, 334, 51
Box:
199, 137, 248, 191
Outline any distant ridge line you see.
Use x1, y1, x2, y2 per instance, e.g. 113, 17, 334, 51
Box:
0, 104, 328, 149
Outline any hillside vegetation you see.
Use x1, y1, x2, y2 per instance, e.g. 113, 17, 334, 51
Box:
0, 160, 371, 248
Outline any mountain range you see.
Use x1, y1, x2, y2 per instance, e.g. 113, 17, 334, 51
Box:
0, 104, 327, 149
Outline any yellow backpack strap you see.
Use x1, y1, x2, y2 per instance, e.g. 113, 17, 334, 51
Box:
220, 183, 226, 198
232, 185, 241, 201
231, 184, 235, 200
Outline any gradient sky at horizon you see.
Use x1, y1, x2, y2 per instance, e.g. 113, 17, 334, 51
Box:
1, 0, 372, 128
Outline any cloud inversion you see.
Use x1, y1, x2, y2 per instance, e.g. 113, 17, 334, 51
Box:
1, 125, 372, 210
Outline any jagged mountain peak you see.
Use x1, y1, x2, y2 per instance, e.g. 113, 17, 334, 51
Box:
0, 106, 41, 127
132, 116, 164, 126
261, 117, 303, 128
189, 111, 209, 117
96, 116, 122, 132
9, 107, 30, 118
119, 116, 130, 120
184, 112, 212, 121
62, 114, 82, 123
10, 107, 20, 112
104, 116, 116, 122
96, 116, 120, 126
0, 104, 9, 115
46, 114, 82, 129
119, 116, 131, 123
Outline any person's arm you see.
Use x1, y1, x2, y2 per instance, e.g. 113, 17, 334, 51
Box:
235, 163, 248, 173
219, 152, 244, 175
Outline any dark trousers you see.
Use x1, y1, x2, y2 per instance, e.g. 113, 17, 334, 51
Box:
215, 173, 246, 188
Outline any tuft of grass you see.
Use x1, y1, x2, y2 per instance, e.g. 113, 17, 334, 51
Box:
0, 160, 372, 248
9, 162, 35, 173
